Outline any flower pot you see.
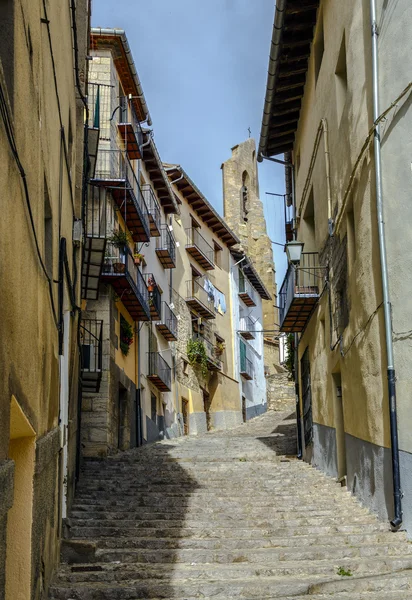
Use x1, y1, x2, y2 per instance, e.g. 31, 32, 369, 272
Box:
148, 285, 154, 293
134, 257, 141, 266
113, 262, 125, 273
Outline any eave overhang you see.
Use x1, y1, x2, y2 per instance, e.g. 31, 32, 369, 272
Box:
230, 249, 272, 301
258, 0, 320, 158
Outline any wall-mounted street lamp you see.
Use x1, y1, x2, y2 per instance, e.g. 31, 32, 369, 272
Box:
285, 240, 304, 264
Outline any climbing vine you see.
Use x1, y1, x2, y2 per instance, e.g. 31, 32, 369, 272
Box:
285, 333, 295, 379
187, 338, 209, 378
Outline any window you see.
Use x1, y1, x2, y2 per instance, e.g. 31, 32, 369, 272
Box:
44, 177, 53, 278
0, 0, 15, 102
335, 33, 348, 122
241, 170, 250, 222
183, 360, 189, 375
314, 10, 325, 83
213, 242, 222, 268
295, 150, 301, 175
151, 393, 157, 422
301, 187, 316, 252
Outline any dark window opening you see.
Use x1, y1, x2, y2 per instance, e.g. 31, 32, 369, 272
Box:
151, 393, 157, 422
44, 177, 53, 278
314, 10, 325, 83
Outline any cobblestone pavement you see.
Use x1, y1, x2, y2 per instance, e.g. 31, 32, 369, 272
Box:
50, 408, 412, 599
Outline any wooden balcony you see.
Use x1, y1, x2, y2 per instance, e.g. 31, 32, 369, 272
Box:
279, 252, 326, 333
82, 185, 107, 301
142, 184, 161, 237
117, 97, 144, 160
185, 228, 214, 270
101, 244, 150, 321
156, 225, 176, 268
239, 316, 256, 340
80, 319, 103, 393
240, 355, 253, 380
239, 279, 257, 307
193, 334, 222, 372
144, 273, 162, 321
185, 279, 215, 319
90, 149, 150, 243
147, 352, 172, 392
156, 302, 178, 342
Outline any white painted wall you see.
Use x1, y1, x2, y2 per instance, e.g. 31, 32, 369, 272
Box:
230, 258, 267, 419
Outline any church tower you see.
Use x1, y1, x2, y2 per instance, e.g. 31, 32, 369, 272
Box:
222, 138, 279, 370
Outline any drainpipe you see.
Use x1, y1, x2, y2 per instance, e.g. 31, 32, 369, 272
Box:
370, 0, 402, 529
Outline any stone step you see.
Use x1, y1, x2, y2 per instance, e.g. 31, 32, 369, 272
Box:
67, 522, 390, 539
75, 531, 405, 551
67, 514, 381, 530
53, 556, 412, 584
88, 542, 412, 565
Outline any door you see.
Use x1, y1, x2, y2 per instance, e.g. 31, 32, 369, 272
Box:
300, 347, 313, 447
242, 395, 247, 423
203, 389, 211, 431
333, 372, 347, 480
182, 398, 189, 435
118, 385, 128, 450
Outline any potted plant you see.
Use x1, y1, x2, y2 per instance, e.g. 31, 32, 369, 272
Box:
147, 275, 156, 292
108, 229, 130, 273
120, 316, 134, 356
215, 341, 225, 357
133, 252, 144, 266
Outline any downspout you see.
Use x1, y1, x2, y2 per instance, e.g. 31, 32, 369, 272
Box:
370, 0, 402, 529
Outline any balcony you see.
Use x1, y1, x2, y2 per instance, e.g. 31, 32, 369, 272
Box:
82, 185, 107, 300
117, 97, 144, 160
185, 279, 215, 319
285, 220, 294, 242
185, 228, 214, 270
142, 184, 161, 237
239, 278, 257, 307
101, 243, 151, 321
80, 319, 103, 393
90, 149, 150, 243
239, 316, 256, 340
156, 302, 178, 341
144, 273, 161, 321
279, 252, 325, 333
240, 354, 253, 380
87, 83, 111, 177
156, 225, 176, 268
147, 352, 172, 392
193, 334, 222, 372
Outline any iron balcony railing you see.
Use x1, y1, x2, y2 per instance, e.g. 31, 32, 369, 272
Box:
193, 333, 222, 370
240, 354, 253, 379
278, 252, 325, 329
86, 185, 107, 239
119, 95, 144, 148
156, 225, 176, 266
240, 316, 256, 332
80, 319, 103, 392
80, 319, 103, 372
186, 279, 215, 312
88, 82, 112, 136
103, 242, 150, 317
144, 273, 161, 319
142, 184, 161, 235
185, 227, 214, 267
162, 301, 178, 338
239, 277, 257, 304
148, 351, 172, 391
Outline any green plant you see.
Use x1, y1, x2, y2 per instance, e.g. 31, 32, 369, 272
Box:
187, 338, 208, 378
337, 566, 353, 577
120, 315, 134, 356
215, 341, 225, 356
285, 333, 295, 379
109, 228, 132, 249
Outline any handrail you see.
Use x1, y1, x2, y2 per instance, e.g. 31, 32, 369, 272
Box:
163, 301, 178, 337
119, 95, 144, 148
186, 279, 214, 310
80, 319, 103, 372
157, 225, 176, 262
103, 242, 149, 311
240, 315, 256, 331
144, 273, 161, 317
148, 351, 171, 389
193, 333, 222, 368
240, 354, 253, 378
185, 227, 214, 265
142, 184, 161, 232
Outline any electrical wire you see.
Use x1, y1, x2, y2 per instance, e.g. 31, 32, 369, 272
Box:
0, 83, 58, 327
340, 302, 383, 358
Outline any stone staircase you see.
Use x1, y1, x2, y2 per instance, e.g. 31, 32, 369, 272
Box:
49, 410, 412, 599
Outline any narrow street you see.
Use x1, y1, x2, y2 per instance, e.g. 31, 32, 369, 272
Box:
50, 409, 412, 600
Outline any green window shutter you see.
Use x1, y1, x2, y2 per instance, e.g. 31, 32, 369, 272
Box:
240, 340, 246, 372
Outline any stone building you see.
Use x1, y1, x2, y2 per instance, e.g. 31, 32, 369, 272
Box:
81, 28, 179, 454
0, 0, 89, 598
259, 0, 412, 532
222, 139, 280, 374
166, 164, 245, 432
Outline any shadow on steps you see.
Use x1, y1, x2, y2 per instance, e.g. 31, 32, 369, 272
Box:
257, 411, 298, 457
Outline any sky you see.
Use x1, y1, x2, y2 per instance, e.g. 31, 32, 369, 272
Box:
91, 0, 288, 282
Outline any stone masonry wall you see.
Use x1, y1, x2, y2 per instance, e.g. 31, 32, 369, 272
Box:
267, 372, 295, 412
